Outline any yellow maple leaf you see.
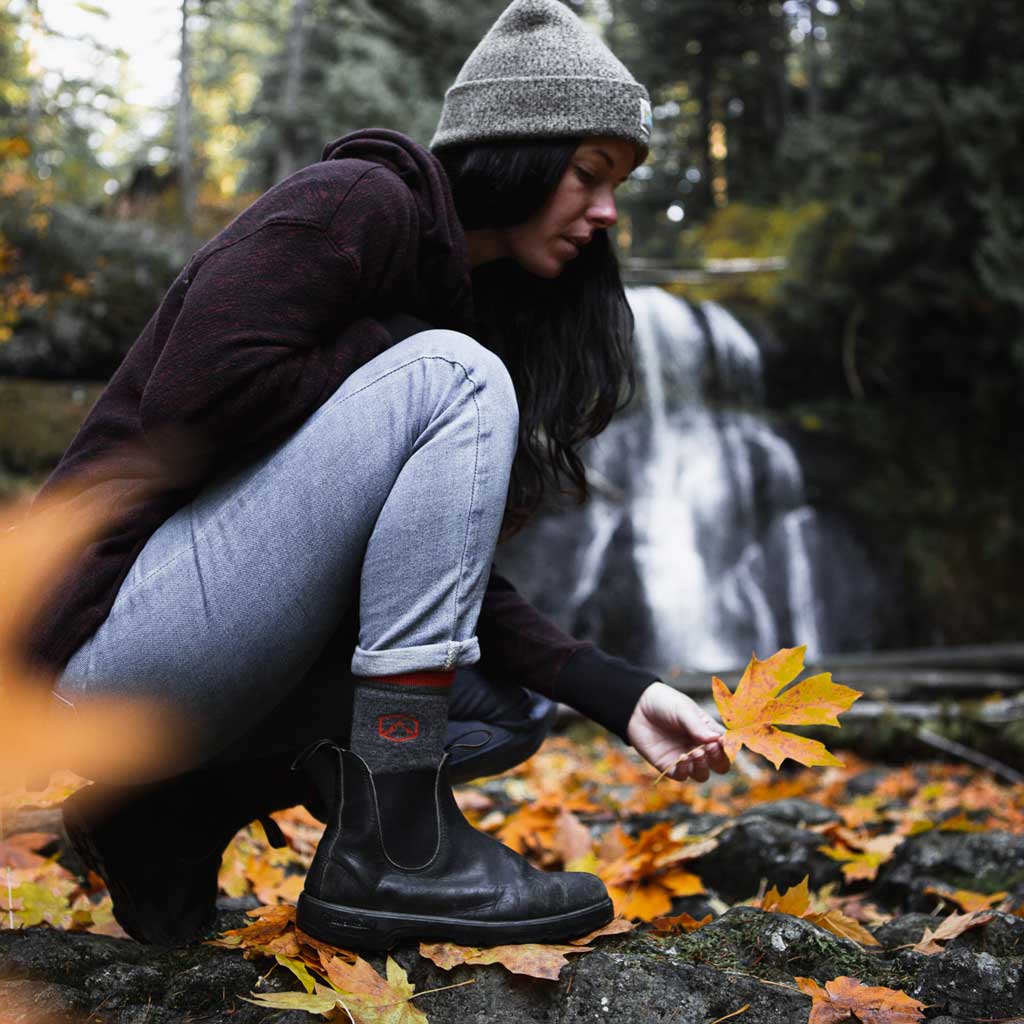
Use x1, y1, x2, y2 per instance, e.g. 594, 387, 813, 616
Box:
712, 647, 862, 770
320, 953, 429, 1023
760, 876, 879, 946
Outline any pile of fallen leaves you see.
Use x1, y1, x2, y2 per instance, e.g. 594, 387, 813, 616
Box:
4, 721, 1024, 1022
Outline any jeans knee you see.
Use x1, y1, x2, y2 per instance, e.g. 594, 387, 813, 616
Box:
411, 330, 519, 435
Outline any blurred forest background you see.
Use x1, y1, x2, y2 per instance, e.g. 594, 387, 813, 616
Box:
1, 0, 1021, 653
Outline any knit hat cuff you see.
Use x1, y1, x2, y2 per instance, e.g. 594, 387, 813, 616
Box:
431, 76, 651, 163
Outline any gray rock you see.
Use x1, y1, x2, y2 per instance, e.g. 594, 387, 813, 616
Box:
0, 979, 89, 1023
872, 912, 935, 948
84, 963, 165, 1008
384, 931, 812, 1024
844, 768, 891, 796
912, 946, 1023, 1019
946, 910, 1024, 959
874, 831, 1024, 911
664, 906, 889, 986
689, 818, 842, 902
739, 799, 839, 827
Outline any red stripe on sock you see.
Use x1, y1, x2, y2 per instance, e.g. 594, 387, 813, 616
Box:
368, 670, 456, 688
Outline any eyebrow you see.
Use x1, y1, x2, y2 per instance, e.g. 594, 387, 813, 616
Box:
590, 147, 631, 183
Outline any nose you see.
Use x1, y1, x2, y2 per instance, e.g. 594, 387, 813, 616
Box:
587, 188, 618, 229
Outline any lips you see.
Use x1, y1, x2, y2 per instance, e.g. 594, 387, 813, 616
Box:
560, 236, 589, 256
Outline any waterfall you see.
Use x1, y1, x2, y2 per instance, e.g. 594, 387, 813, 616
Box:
571, 287, 827, 670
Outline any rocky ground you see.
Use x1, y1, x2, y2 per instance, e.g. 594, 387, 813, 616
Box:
2, 741, 1023, 1024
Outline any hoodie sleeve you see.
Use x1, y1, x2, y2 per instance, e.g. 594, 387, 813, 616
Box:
138, 168, 419, 472
476, 568, 658, 745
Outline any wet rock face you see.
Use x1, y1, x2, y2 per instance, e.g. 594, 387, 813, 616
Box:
875, 831, 1024, 910
689, 816, 842, 902
738, 798, 840, 828
912, 946, 1024, 1019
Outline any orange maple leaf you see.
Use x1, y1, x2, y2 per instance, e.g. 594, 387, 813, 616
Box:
712, 647, 862, 770
795, 976, 925, 1024
923, 886, 1009, 913
649, 911, 713, 936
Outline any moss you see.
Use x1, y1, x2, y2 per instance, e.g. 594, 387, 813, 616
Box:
657, 907, 912, 989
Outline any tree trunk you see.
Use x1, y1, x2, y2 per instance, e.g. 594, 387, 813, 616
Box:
275, 0, 311, 183
177, 0, 196, 247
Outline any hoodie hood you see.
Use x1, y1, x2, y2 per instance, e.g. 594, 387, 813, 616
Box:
321, 129, 474, 331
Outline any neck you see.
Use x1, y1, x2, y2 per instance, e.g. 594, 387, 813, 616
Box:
464, 229, 509, 269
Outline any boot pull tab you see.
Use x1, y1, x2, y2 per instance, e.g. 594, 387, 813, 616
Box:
444, 727, 493, 754
290, 737, 337, 773
258, 815, 288, 849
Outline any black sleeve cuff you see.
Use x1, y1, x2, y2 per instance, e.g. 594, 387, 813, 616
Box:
552, 644, 659, 746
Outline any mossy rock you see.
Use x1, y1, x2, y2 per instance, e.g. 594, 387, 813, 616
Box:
661, 906, 899, 987
874, 831, 1024, 911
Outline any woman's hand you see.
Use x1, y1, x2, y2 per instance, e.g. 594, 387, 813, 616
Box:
626, 681, 731, 783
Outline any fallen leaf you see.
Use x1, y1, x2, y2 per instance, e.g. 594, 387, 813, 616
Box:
0, 833, 57, 870
649, 912, 713, 936
276, 953, 316, 994
242, 988, 340, 1015
795, 975, 925, 1024
320, 953, 429, 1022
607, 881, 672, 920
568, 916, 635, 944
759, 876, 879, 946
761, 875, 812, 917
419, 940, 591, 981
923, 885, 1008, 912
910, 910, 994, 955
711, 647, 862, 770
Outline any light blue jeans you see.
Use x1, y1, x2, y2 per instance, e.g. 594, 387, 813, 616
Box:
55, 329, 520, 763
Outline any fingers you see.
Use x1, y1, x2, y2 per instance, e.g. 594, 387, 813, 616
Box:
668, 737, 731, 783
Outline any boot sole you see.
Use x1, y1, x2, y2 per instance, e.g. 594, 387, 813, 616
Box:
297, 891, 614, 951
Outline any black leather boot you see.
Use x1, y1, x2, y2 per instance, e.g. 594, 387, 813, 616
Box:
294, 739, 613, 950
62, 753, 309, 945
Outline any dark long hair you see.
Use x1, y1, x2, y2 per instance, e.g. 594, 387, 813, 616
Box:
435, 140, 637, 538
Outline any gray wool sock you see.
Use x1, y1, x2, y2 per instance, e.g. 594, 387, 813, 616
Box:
348, 671, 454, 774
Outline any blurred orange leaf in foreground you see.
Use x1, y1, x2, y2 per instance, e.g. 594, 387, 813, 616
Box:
0, 485, 186, 792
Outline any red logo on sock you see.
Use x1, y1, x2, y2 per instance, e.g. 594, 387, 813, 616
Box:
377, 713, 419, 742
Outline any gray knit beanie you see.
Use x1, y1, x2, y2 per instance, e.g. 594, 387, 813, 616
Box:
430, 0, 651, 163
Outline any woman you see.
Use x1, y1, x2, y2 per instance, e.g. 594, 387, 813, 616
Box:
39, 0, 730, 950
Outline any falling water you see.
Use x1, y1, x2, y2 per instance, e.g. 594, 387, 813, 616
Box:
566, 287, 827, 670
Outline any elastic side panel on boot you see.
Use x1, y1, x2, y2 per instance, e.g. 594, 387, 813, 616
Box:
371, 768, 442, 870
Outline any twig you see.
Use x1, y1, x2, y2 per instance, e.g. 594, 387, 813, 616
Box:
708, 1004, 750, 1024
1, 803, 14, 929
915, 727, 1024, 785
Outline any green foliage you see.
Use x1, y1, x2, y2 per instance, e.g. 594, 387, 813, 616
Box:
677, 200, 824, 305
777, 0, 1024, 402
0, 187, 180, 378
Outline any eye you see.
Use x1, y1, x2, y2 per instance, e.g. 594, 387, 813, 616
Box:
574, 165, 598, 185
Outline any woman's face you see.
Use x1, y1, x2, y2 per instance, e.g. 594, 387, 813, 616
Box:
503, 137, 637, 279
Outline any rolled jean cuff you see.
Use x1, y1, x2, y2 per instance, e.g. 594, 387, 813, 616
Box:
351, 637, 481, 676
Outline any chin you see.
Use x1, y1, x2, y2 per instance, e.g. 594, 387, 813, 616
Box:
519, 257, 567, 280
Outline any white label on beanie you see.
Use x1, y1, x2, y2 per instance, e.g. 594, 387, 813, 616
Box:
639, 97, 652, 140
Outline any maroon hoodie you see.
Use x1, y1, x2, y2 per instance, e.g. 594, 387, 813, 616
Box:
30, 129, 656, 744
